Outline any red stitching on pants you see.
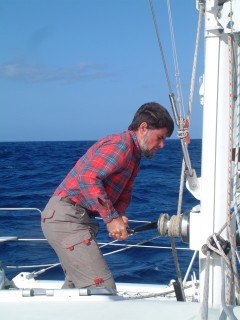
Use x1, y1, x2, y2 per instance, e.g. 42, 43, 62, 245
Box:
83, 239, 90, 245
94, 277, 104, 287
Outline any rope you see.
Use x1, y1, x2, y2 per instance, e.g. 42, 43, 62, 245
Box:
168, 214, 181, 237
167, 213, 185, 300
187, 2, 204, 120
0, 207, 42, 214
213, 234, 233, 305
3, 240, 193, 253
205, 212, 240, 305
166, 0, 185, 117
201, 251, 210, 320
149, 0, 198, 301
149, 0, 173, 94
205, 231, 237, 305
227, 34, 240, 305
203, 229, 234, 305
233, 28, 240, 241
119, 281, 194, 300
183, 250, 198, 286
99, 239, 119, 249
221, 259, 238, 320
148, 0, 187, 300
4, 263, 60, 269
176, 2, 204, 214
170, 236, 186, 301
177, 160, 185, 216
10, 237, 165, 275
166, 2, 203, 301
103, 235, 161, 257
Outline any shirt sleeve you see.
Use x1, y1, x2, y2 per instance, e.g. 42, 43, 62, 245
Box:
77, 141, 132, 223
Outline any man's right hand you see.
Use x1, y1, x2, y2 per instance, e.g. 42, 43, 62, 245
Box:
106, 216, 129, 240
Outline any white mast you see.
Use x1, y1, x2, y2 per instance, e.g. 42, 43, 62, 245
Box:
198, 0, 239, 306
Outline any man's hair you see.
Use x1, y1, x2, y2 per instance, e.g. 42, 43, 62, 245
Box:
128, 102, 174, 137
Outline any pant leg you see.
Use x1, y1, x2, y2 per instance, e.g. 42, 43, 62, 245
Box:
41, 196, 116, 289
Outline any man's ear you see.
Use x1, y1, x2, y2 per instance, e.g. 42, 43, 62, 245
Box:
138, 122, 148, 135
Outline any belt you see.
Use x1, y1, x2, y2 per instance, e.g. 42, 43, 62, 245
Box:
60, 197, 99, 218
60, 197, 80, 207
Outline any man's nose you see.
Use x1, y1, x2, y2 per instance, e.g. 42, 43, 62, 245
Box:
159, 140, 164, 148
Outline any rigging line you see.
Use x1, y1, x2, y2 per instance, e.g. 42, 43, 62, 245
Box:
27, 263, 61, 278
177, 159, 185, 216
4, 245, 194, 269
236, 250, 240, 265
227, 34, 240, 305
149, 0, 194, 179
149, 0, 173, 94
4, 263, 60, 269
17, 238, 47, 241
150, 0, 197, 292
6, 236, 169, 273
159, 1, 202, 293
95, 217, 154, 224
170, 236, 186, 301
221, 259, 238, 320
216, 212, 235, 236
119, 282, 194, 300
0, 207, 42, 214
99, 239, 119, 249
187, 1, 204, 121
176, 1, 204, 217
166, 0, 185, 118
230, 0, 233, 35
233, 34, 240, 235
212, 234, 233, 305
201, 251, 210, 320
183, 250, 198, 285
103, 235, 161, 256
6, 236, 159, 277
3, 236, 192, 250
4, 245, 193, 269
99, 243, 191, 250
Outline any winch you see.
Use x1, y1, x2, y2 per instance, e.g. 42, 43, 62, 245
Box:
157, 212, 190, 243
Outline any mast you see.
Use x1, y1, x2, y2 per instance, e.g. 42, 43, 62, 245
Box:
198, 0, 239, 307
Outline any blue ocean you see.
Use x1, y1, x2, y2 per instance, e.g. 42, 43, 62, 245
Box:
0, 139, 201, 285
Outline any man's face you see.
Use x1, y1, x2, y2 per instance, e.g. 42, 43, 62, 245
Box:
139, 127, 168, 158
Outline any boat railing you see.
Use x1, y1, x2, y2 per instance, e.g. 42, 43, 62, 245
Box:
0, 207, 199, 287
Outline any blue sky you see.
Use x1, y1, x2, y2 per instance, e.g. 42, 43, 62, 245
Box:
0, 0, 203, 142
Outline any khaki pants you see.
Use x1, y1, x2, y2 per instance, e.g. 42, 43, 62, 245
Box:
41, 196, 116, 289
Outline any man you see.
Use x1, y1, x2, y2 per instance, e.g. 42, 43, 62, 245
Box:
41, 102, 174, 290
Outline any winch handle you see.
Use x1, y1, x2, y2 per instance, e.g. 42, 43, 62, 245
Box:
127, 221, 158, 234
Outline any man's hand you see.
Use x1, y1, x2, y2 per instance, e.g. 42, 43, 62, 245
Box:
106, 216, 129, 240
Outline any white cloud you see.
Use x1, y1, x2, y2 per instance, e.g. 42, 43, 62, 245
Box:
0, 61, 114, 83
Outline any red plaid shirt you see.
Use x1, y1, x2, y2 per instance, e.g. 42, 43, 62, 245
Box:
54, 131, 141, 223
